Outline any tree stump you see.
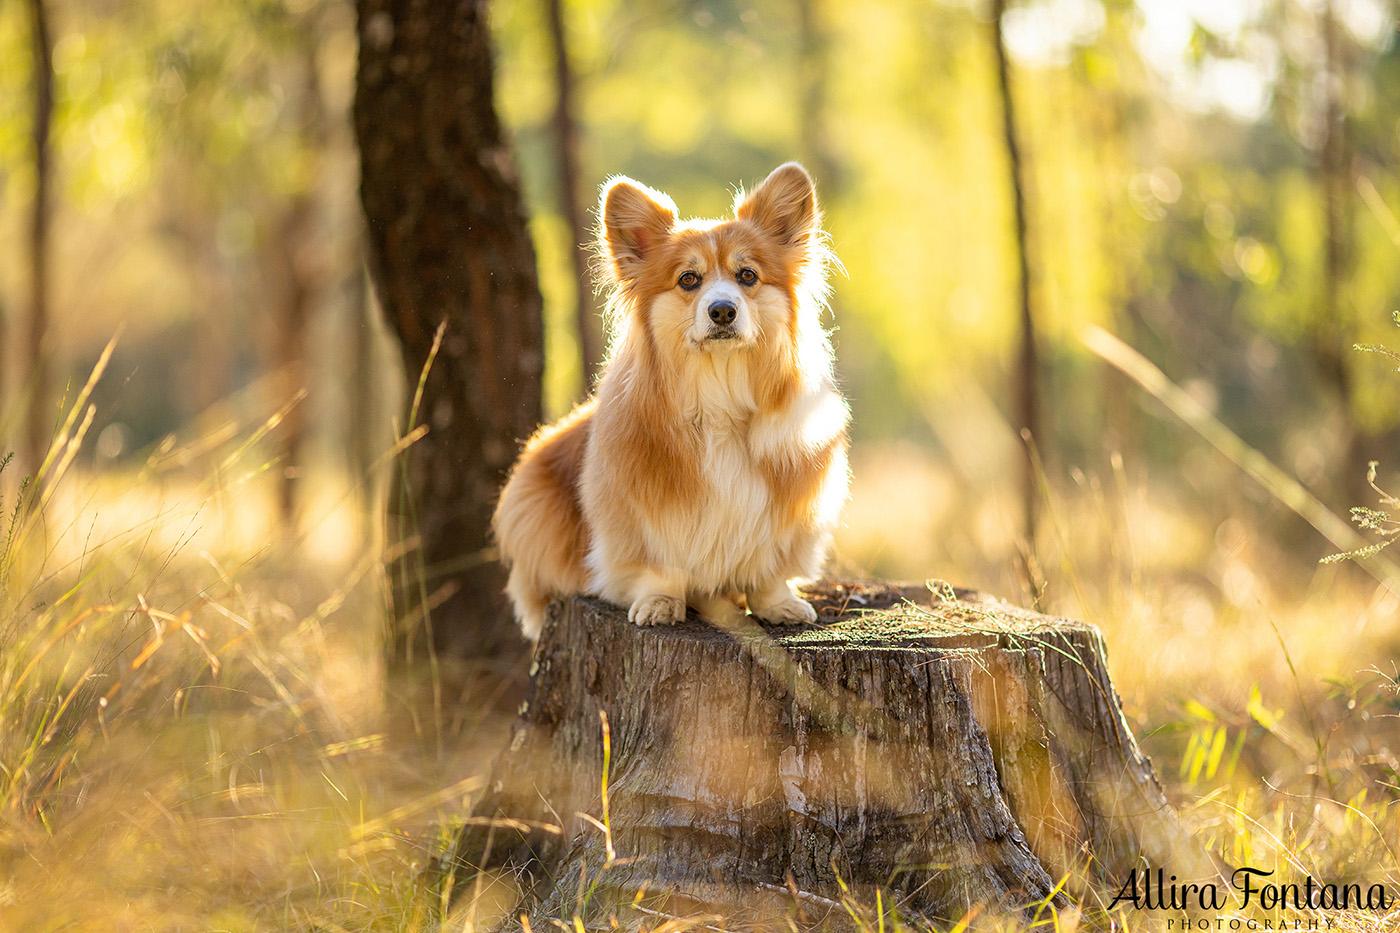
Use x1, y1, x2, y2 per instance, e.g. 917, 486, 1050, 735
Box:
448, 582, 1213, 928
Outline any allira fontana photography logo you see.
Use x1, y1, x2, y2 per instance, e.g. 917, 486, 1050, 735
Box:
1108, 866, 1392, 919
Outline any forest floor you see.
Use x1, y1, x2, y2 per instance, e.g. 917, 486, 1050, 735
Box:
1, 439, 1398, 932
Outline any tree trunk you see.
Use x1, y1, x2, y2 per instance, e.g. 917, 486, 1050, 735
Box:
348, 242, 378, 536
1317, 0, 1370, 507
796, 0, 839, 191
355, 0, 544, 663
186, 177, 234, 425
449, 582, 1214, 927
266, 186, 318, 534
269, 35, 327, 534
1077, 0, 1144, 470
990, 0, 1041, 584
0, 162, 9, 427
24, 0, 54, 479
545, 0, 601, 391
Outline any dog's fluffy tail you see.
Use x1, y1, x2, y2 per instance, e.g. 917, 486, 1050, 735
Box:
493, 402, 594, 640
504, 570, 552, 642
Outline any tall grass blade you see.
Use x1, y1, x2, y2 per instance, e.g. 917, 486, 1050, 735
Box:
1083, 325, 1400, 597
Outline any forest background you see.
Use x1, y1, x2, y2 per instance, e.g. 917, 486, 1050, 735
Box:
1, 0, 1400, 929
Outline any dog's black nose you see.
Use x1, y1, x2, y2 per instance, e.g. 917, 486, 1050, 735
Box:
708, 300, 737, 325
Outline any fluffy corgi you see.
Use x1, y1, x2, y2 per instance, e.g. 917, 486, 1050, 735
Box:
493, 162, 849, 639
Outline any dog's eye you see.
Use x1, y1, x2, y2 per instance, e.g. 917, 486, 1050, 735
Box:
736, 267, 758, 286
678, 271, 701, 291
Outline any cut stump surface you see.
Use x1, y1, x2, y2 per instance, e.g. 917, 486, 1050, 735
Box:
450, 582, 1209, 927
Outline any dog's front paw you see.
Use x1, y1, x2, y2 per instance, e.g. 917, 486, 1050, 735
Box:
751, 594, 818, 626
629, 594, 686, 626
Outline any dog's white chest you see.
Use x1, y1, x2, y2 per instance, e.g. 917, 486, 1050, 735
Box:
707, 422, 771, 516
683, 422, 774, 585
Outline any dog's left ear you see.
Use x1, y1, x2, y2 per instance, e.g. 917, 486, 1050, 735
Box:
735, 162, 818, 248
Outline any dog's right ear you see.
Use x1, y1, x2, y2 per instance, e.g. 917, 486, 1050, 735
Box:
599, 177, 677, 284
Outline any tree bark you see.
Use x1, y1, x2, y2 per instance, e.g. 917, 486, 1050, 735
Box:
990, 0, 1041, 576
545, 0, 601, 390
355, 0, 544, 663
449, 582, 1214, 927
24, 0, 54, 479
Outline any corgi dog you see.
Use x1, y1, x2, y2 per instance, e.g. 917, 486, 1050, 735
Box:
493, 162, 849, 640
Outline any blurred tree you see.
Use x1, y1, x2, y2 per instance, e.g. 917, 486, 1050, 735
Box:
990, 0, 1041, 574
1070, 0, 1154, 461
23, 0, 53, 480
38, 0, 359, 457
1315, 0, 1364, 502
0, 172, 7, 424
1179, 0, 1398, 504
356, 0, 543, 663
266, 15, 330, 531
0, 0, 1395, 587
348, 244, 377, 534
796, 0, 839, 190
545, 0, 600, 391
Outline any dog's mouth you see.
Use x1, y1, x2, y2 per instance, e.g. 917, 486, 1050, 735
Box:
699, 321, 754, 346
688, 324, 753, 350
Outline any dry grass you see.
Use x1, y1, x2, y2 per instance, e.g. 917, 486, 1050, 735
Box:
838, 440, 1400, 932
0, 395, 516, 932
2, 380, 1399, 931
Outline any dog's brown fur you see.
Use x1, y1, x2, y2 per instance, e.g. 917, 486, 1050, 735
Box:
494, 163, 850, 638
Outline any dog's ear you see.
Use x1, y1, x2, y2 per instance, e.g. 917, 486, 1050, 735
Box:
599, 177, 677, 283
735, 162, 817, 248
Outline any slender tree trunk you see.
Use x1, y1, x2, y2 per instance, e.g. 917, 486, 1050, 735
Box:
796, 0, 838, 190
188, 177, 233, 421
355, 0, 543, 663
1317, 0, 1366, 505
545, 0, 600, 391
270, 37, 327, 532
0, 167, 8, 426
1081, 0, 1140, 467
269, 194, 316, 530
990, 0, 1041, 584
24, 0, 54, 478
0, 300, 6, 437
348, 240, 377, 534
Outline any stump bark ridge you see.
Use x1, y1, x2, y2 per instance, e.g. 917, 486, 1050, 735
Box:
450, 582, 1209, 927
